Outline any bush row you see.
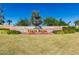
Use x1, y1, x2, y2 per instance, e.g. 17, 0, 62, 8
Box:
0, 29, 21, 34
53, 26, 79, 34
53, 30, 76, 34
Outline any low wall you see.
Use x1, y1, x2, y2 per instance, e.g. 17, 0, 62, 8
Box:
0, 25, 63, 34
0, 25, 62, 33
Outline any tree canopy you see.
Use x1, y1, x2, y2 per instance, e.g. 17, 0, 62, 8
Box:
58, 18, 68, 26
43, 17, 59, 26
7, 19, 12, 25
43, 17, 68, 26
74, 20, 79, 26
0, 7, 5, 25
15, 18, 29, 26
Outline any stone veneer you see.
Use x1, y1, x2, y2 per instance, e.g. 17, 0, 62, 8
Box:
0, 25, 63, 34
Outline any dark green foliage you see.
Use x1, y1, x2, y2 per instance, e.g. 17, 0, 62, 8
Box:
0, 19, 5, 25
0, 29, 21, 34
7, 19, 12, 25
63, 26, 76, 33
44, 17, 59, 26
0, 28, 9, 30
53, 30, 64, 34
63, 26, 76, 30
74, 20, 79, 26
59, 18, 69, 26
63, 29, 76, 33
75, 29, 79, 32
53, 30, 76, 34
0, 30, 9, 34
43, 17, 69, 26
0, 7, 5, 25
7, 30, 21, 34
16, 18, 29, 26
75, 26, 79, 32
53, 26, 76, 34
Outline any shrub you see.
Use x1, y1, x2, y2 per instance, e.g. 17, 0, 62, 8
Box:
75, 26, 79, 32
53, 30, 64, 34
0, 30, 9, 34
7, 30, 21, 34
0, 28, 9, 30
63, 26, 76, 30
76, 29, 79, 32
0, 28, 21, 34
53, 26, 76, 34
53, 29, 76, 34
63, 29, 76, 33
63, 26, 76, 33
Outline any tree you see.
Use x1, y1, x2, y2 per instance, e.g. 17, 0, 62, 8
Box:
16, 18, 29, 26
0, 7, 5, 25
74, 20, 79, 26
58, 18, 68, 26
68, 21, 71, 25
43, 17, 59, 26
0, 19, 5, 25
7, 19, 12, 25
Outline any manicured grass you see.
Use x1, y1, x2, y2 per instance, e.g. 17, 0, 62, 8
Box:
0, 33, 79, 55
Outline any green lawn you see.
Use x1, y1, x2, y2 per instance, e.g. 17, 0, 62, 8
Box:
0, 33, 79, 55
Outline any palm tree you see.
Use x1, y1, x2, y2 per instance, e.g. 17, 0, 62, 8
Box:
0, 19, 5, 25
0, 6, 5, 25
7, 19, 12, 25
59, 18, 68, 26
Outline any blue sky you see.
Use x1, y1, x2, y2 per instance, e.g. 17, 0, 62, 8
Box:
1, 3, 79, 25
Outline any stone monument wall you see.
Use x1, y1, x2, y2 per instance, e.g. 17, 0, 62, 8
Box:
1, 25, 63, 34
